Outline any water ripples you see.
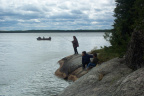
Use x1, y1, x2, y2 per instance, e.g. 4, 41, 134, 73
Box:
0, 33, 109, 96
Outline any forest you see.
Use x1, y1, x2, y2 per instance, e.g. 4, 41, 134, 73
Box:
0, 29, 111, 33
104, 0, 144, 70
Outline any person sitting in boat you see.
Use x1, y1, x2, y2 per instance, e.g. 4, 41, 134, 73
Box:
43, 36, 45, 39
38, 37, 41, 39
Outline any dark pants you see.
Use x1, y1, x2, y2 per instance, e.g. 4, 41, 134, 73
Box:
82, 63, 88, 69
74, 47, 78, 54
87, 63, 96, 68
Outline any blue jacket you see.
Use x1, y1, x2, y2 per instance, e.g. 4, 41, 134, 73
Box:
82, 54, 93, 64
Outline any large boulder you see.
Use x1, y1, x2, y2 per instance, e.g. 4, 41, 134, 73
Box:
58, 58, 137, 96
55, 55, 88, 81
113, 68, 144, 96
60, 55, 82, 76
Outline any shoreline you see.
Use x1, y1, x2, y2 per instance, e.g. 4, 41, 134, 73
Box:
55, 54, 144, 96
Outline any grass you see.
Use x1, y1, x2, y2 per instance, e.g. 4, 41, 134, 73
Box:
91, 46, 120, 64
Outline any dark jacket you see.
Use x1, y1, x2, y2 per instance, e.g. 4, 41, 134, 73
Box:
82, 54, 93, 64
92, 57, 99, 64
72, 39, 79, 48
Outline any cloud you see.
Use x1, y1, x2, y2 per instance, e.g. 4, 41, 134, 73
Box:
0, 0, 116, 30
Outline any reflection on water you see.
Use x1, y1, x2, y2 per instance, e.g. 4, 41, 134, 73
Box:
0, 32, 110, 96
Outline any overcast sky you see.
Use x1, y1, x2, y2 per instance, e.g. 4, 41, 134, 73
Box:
0, 0, 115, 31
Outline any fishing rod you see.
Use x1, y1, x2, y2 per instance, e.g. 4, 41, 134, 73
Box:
58, 35, 72, 42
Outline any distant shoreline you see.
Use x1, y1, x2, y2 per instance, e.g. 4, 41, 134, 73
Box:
0, 30, 111, 33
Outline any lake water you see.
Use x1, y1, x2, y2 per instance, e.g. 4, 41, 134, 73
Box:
0, 32, 110, 96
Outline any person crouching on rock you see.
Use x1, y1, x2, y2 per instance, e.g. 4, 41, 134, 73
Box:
82, 51, 93, 70
86, 53, 98, 70
72, 36, 79, 54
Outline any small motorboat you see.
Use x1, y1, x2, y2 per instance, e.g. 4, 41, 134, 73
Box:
37, 37, 51, 40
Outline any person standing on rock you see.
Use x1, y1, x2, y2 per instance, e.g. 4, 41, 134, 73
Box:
72, 36, 79, 54
82, 51, 93, 69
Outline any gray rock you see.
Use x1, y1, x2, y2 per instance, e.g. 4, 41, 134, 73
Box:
60, 55, 82, 76
113, 68, 144, 96
58, 58, 136, 96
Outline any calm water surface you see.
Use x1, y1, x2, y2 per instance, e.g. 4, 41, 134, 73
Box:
0, 32, 110, 96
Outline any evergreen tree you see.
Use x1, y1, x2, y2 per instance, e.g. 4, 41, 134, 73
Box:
104, 0, 144, 69
133, 0, 144, 30
105, 0, 136, 56
125, 0, 144, 70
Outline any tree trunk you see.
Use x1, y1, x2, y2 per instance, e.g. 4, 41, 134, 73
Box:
125, 30, 144, 70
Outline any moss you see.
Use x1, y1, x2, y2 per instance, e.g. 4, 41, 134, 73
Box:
91, 46, 119, 63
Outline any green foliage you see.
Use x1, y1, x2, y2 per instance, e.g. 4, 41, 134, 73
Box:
104, 32, 111, 41
104, 0, 144, 57
91, 46, 119, 63
132, 0, 144, 30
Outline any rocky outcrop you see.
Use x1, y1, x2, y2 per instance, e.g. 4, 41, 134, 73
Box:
113, 68, 144, 96
55, 54, 88, 81
57, 57, 144, 96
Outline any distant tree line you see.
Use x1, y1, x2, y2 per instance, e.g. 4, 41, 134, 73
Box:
0, 29, 111, 33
